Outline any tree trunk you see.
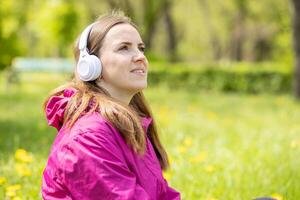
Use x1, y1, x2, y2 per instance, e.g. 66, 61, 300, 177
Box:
197, 0, 222, 60
230, 12, 245, 61
291, 0, 300, 98
105, 0, 136, 21
143, 0, 162, 49
163, 1, 178, 62
230, 0, 248, 61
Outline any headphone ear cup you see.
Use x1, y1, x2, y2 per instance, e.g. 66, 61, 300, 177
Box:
77, 55, 102, 81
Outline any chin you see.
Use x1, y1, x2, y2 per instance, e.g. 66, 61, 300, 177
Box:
129, 82, 147, 93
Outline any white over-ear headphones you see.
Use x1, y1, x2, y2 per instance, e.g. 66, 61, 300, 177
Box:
77, 23, 102, 81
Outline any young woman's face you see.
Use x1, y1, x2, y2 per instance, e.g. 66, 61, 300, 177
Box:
98, 23, 148, 98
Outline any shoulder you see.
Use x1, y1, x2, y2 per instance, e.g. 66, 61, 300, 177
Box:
55, 111, 122, 155
71, 112, 117, 137
58, 112, 126, 167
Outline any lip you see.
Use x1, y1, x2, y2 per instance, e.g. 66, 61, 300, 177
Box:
130, 67, 147, 73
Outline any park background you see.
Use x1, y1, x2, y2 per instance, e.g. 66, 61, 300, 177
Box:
1, 0, 300, 199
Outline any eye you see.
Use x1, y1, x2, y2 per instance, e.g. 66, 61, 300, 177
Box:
139, 46, 146, 53
119, 45, 129, 51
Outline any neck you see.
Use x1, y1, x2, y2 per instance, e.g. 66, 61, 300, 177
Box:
96, 81, 134, 105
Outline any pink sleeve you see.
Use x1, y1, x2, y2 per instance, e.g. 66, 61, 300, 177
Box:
163, 179, 181, 200
58, 128, 151, 200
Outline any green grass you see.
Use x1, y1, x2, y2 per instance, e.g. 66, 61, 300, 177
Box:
0, 72, 300, 199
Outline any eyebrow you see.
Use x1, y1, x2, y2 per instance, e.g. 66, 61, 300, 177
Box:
116, 41, 145, 46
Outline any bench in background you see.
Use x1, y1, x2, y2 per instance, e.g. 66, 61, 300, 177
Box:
7, 57, 74, 86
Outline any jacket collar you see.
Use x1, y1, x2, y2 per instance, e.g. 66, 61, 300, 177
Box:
141, 117, 153, 134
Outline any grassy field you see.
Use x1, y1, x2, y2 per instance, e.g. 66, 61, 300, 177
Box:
0, 72, 300, 200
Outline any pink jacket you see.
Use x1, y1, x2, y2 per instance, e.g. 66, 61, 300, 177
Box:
42, 89, 180, 200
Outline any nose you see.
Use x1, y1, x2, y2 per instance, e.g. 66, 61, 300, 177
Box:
133, 49, 146, 63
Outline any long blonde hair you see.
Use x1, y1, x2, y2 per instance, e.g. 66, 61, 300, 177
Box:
44, 12, 169, 170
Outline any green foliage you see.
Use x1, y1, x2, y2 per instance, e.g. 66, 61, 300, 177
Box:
0, 0, 28, 70
0, 0, 293, 70
52, 1, 80, 56
148, 62, 292, 94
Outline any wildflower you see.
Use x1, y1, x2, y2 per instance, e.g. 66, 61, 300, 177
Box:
204, 165, 215, 173
5, 184, 22, 197
15, 163, 32, 177
168, 155, 174, 165
271, 193, 283, 200
163, 171, 172, 181
290, 139, 299, 149
12, 196, 22, 200
206, 111, 217, 120
189, 151, 207, 163
0, 177, 7, 185
183, 137, 193, 147
177, 146, 187, 153
15, 149, 33, 163
6, 189, 17, 198
206, 197, 218, 200
187, 105, 196, 113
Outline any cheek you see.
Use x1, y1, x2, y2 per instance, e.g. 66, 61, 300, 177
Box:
101, 57, 130, 80
101, 53, 129, 68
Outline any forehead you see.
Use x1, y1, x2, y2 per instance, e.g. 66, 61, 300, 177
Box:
103, 23, 143, 45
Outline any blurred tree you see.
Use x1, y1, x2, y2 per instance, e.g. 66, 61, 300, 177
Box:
105, 0, 178, 62
0, 0, 292, 69
197, 0, 222, 60
0, 0, 29, 70
162, 0, 179, 62
246, 0, 288, 62
49, 0, 79, 56
142, 0, 165, 49
27, 0, 80, 57
105, 0, 136, 20
195, 0, 288, 62
142, 0, 179, 62
291, 0, 300, 98
229, 0, 248, 61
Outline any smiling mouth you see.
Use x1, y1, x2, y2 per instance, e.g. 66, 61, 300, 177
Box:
130, 68, 146, 75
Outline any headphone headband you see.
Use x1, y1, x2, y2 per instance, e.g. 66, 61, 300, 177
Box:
78, 23, 95, 51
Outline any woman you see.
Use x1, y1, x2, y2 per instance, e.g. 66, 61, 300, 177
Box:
42, 12, 180, 200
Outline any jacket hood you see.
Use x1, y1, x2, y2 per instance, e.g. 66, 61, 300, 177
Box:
45, 88, 77, 131
45, 88, 152, 132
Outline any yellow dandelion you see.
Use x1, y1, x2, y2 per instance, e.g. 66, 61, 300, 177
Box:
204, 165, 215, 173
12, 196, 22, 200
0, 177, 7, 185
6, 189, 17, 197
168, 155, 174, 165
206, 197, 218, 200
222, 119, 233, 126
189, 151, 207, 163
15, 148, 33, 163
187, 105, 196, 113
5, 184, 22, 197
6, 184, 21, 191
206, 111, 217, 120
158, 106, 168, 118
177, 146, 187, 153
15, 163, 32, 177
163, 171, 172, 181
290, 139, 299, 149
271, 193, 283, 200
183, 137, 193, 147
